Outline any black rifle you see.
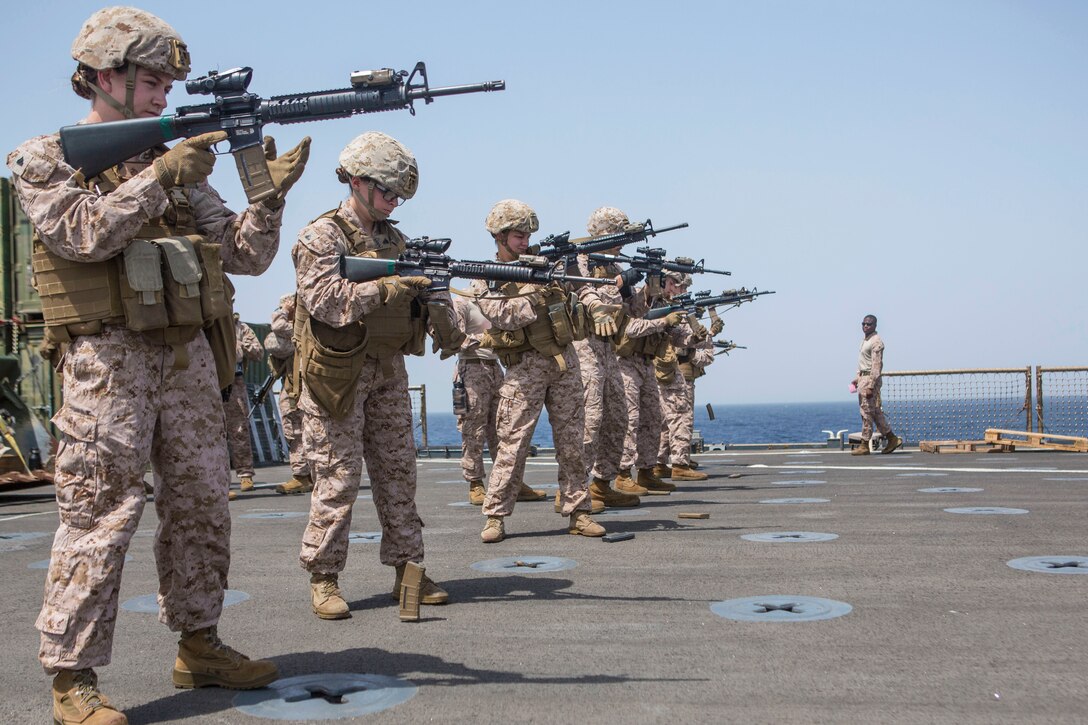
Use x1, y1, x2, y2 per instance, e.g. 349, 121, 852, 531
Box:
713, 340, 747, 356
587, 246, 731, 278
339, 237, 615, 289
536, 220, 688, 263
643, 288, 775, 320
59, 63, 505, 202
249, 372, 279, 413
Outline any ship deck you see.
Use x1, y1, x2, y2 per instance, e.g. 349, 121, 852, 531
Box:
2, 448, 1086, 724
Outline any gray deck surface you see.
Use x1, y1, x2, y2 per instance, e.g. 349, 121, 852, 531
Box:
2, 449, 1086, 724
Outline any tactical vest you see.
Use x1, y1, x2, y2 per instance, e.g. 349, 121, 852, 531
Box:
483, 282, 575, 369
322, 211, 426, 362
678, 360, 704, 383
654, 342, 679, 384
676, 347, 706, 383
613, 311, 667, 360
292, 210, 423, 418
30, 163, 236, 386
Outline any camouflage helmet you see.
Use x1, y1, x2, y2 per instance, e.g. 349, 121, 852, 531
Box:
338, 131, 419, 200
71, 6, 191, 80
663, 270, 692, 287
485, 200, 539, 236
587, 206, 629, 237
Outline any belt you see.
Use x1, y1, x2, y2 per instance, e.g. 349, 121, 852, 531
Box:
461, 358, 499, 366
859, 370, 871, 376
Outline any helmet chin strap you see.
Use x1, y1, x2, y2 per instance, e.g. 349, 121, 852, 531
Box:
89, 65, 138, 120
496, 232, 517, 261
353, 180, 389, 222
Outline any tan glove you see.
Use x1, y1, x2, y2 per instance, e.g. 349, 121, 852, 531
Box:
710, 318, 724, 336
688, 318, 709, 340
589, 303, 620, 337
663, 311, 686, 327
262, 135, 311, 208
153, 131, 228, 188
379, 276, 432, 305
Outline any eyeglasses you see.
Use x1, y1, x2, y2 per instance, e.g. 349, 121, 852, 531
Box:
861, 321, 875, 327
366, 179, 405, 206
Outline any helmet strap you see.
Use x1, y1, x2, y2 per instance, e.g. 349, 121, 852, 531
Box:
124, 64, 137, 118
352, 179, 389, 223
88, 65, 138, 120
496, 232, 521, 262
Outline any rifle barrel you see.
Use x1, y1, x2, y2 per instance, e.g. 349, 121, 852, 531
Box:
648, 222, 689, 235
408, 81, 505, 100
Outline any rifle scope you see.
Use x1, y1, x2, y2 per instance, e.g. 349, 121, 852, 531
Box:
186, 67, 253, 96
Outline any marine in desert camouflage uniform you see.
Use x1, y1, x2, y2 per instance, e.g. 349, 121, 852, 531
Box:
452, 296, 502, 503
453, 295, 548, 506
851, 315, 901, 455
263, 294, 313, 495
665, 313, 721, 476
654, 272, 715, 481
474, 200, 605, 544
6, 7, 309, 723
568, 206, 665, 508
224, 314, 262, 493
292, 131, 463, 620
605, 227, 694, 496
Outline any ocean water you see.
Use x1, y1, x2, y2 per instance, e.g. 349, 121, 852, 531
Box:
417, 401, 860, 448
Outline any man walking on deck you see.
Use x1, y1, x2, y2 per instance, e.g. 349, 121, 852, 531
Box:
852, 315, 901, 455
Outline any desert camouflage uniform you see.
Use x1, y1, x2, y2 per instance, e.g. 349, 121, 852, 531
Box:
8, 135, 282, 672
294, 201, 458, 572
858, 332, 892, 441
453, 296, 502, 482
263, 300, 309, 479
573, 255, 654, 480
657, 333, 712, 467
475, 281, 591, 516
224, 319, 262, 479
617, 303, 675, 472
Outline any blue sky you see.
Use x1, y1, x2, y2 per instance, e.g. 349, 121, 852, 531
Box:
3, 1, 1085, 408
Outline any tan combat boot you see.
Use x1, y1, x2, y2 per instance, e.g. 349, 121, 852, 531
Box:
275, 474, 313, 495
637, 467, 676, 494
481, 516, 505, 543
239, 477, 255, 492
553, 491, 604, 514
172, 626, 279, 689
568, 511, 606, 537
652, 464, 672, 479
851, 443, 870, 456
516, 481, 547, 501
309, 573, 351, 620
228, 490, 238, 501
882, 433, 902, 455
468, 480, 485, 505
671, 465, 709, 481
392, 564, 449, 605
53, 669, 127, 725
614, 468, 648, 496
589, 476, 640, 508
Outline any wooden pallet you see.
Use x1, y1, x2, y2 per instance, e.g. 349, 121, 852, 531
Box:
983, 429, 1088, 453
919, 440, 1013, 454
